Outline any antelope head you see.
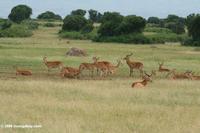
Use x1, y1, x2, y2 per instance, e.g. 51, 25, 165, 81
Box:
123, 53, 133, 61
143, 71, 153, 82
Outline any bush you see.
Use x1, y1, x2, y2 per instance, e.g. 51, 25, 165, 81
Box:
146, 33, 188, 43
21, 20, 38, 30
144, 27, 173, 33
182, 38, 200, 46
0, 24, 32, 37
37, 11, 62, 20
8, 5, 32, 23
93, 33, 151, 44
43, 23, 56, 27
59, 30, 96, 40
0, 20, 12, 30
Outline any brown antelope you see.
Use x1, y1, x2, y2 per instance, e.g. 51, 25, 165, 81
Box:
60, 66, 81, 78
132, 71, 153, 88
123, 53, 144, 77
79, 62, 96, 77
15, 67, 32, 76
43, 57, 63, 72
158, 62, 171, 72
107, 60, 122, 75
170, 69, 193, 80
188, 71, 200, 80
92, 57, 109, 77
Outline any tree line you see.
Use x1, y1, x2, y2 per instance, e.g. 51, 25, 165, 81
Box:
0, 4, 200, 46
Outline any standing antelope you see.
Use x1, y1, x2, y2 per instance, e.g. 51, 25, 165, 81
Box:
60, 66, 81, 78
123, 53, 144, 77
43, 57, 63, 72
132, 71, 153, 88
92, 57, 109, 77
15, 67, 32, 76
79, 62, 96, 77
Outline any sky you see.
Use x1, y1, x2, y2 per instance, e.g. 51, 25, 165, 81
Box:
0, 0, 200, 19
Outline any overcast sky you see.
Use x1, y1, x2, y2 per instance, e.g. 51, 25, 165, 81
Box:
0, 0, 199, 19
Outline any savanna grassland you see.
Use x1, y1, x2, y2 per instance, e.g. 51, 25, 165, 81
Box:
0, 24, 200, 133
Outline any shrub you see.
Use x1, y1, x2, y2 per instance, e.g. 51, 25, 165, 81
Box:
0, 24, 32, 37
21, 20, 39, 30
43, 23, 56, 27
8, 5, 32, 23
0, 20, 12, 30
144, 27, 173, 34
59, 30, 96, 40
93, 33, 151, 44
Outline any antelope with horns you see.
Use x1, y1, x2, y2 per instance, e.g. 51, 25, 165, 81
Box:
43, 57, 63, 72
158, 61, 172, 77
132, 71, 153, 88
170, 69, 193, 80
92, 57, 109, 77
79, 62, 96, 77
123, 53, 144, 77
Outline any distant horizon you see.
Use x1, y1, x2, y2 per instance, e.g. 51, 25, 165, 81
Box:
0, 0, 200, 19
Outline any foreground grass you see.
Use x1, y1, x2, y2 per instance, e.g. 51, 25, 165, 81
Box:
0, 78, 200, 133
0, 26, 200, 132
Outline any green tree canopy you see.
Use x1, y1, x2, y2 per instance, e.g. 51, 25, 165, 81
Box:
8, 5, 32, 23
188, 16, 200, 41
37, 11, 62, 20
71, 9, 86, 16
62, 15, 92, 32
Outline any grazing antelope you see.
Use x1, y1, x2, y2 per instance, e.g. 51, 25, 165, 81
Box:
66, 41, 70, 44
60, 66, 81, 78
92, 57, 109, 77
123, 53, 144, 77
43, 57, 63, 72
107, 60, 122, 75
170, 69, 193, 80
79, 62, 96, 77
15, 67, 32, 76
132, 71, 153, 88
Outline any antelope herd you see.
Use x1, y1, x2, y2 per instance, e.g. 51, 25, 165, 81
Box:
14, 53, 200, 88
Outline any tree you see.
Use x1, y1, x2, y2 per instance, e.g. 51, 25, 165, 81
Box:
62, 15, 91, 31
147, 17, 160, 24
71, 9, 86, 16
37, 11, 62, 20
101, 12, 123, 23
8, 5, 32, 23
117, 15, 146, 34
98, 12, 123, 36
88, 9, 102, 22
188, 16, 200, 41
